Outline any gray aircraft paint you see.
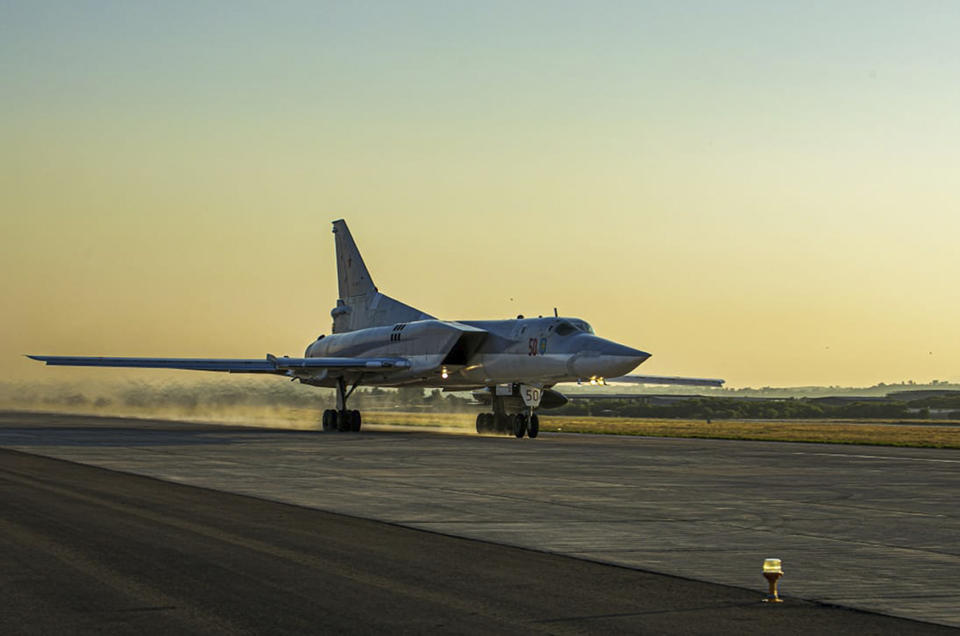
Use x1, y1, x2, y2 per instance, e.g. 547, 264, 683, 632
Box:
304, 315, 649, 389
302, 220, 651, 390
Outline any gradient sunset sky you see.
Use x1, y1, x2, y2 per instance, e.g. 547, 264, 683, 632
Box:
3, 1, 958, 387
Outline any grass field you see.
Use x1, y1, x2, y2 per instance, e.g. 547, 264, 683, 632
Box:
358, 411, 960, 449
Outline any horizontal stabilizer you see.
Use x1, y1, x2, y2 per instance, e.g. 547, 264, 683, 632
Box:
606, 374, 725, 387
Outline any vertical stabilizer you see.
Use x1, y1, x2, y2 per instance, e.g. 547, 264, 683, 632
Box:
330, 220, 433, 333
332, 220, 376, 298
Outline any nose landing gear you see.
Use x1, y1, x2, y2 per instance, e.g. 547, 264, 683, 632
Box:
513, 413, 527, 438
475, 388, 543, 438
474, 411, 540, 438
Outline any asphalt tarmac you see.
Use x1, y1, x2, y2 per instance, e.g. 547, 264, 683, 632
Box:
1, 411, 958, 633
1, 448, 952, 635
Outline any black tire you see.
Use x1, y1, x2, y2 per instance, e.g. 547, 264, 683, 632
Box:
351, 410, 362, 432
513, 413, 527, 438
336, 410, 352, 432
528, 414, 539, 438
475, 413, 484, 434
322, 409, 336, 432
482, 413, 494, 433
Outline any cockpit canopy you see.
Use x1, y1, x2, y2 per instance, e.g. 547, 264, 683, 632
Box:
553, 319, 595, 336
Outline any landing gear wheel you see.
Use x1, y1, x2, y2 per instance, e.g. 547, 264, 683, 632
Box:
331, 377, 362, 433
476, 413, 485, 434
322, 409, 336, 432
514, 413, 527, 438
481, 413, 494, 433
528, 414, 539, 438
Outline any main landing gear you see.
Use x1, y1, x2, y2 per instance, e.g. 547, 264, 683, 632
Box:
322, 408, 361, 432
322, 377, 362, 432
475, 412, 540, 438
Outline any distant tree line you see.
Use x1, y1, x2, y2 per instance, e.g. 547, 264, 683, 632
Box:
553, 395, 960, 420
563, 380, 960, 400
0, 381, 475, 413
4, 381, 960, 421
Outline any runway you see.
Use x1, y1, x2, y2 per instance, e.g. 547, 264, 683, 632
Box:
2, 411, 959, 632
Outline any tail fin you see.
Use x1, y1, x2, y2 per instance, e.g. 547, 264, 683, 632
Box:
330, 220, 433, 333
333, 220, 376, 298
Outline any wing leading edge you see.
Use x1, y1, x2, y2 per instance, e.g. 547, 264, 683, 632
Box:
26, 355, 411, 374
606, 374, 724, 387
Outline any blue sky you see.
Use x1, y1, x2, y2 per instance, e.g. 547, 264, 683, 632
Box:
3, 1, 959, 386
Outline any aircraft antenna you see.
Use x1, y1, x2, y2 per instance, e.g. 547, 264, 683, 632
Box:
553, 307, 558, 317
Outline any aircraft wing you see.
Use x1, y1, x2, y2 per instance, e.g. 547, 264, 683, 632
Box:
606, 374, 724, 387
26, 354, 411, 374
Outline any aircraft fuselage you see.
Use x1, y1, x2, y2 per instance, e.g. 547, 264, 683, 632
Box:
303, 316, 650, 390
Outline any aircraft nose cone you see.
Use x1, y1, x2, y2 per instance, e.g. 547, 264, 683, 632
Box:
608, 347, 650, 378
601, 341, 651, 365
570, 337, 651, 379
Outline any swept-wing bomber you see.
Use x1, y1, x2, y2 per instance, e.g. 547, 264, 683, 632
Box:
30, 220, 723, 438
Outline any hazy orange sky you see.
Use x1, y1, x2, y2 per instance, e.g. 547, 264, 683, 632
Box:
3, 2, 958, 388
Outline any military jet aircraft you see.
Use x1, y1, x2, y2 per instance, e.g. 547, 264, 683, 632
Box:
29, 219, 722, 438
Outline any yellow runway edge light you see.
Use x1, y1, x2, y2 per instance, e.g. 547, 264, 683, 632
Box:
762, 558, 784, 603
